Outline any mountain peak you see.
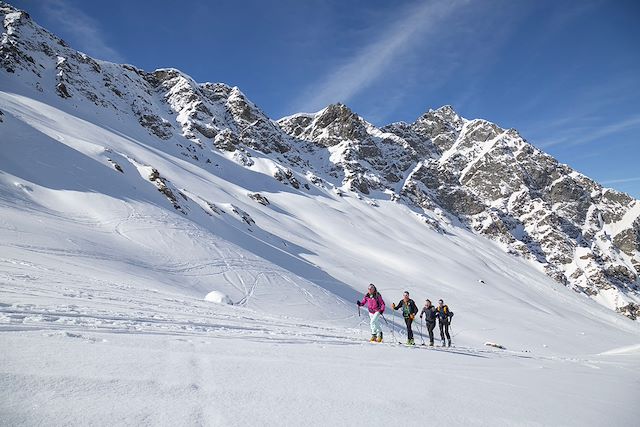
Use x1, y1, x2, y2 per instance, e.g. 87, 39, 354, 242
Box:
1, 1, 23, 16
434, 104, 457, 114
316, 102, 360, 123
277, 102, 369, 146
416, 104, 461, 124
322, 102, 353, 113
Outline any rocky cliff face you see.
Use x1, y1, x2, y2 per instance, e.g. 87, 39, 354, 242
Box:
279, 103, 640, 319
2, 2, 638, 318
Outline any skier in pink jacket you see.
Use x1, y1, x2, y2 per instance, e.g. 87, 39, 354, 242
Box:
357, 283, 386, 342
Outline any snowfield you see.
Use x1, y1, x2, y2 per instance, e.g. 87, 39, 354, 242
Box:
1, 86, 639, 426
1, 2, 640, 424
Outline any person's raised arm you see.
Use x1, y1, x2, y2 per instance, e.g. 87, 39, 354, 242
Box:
358, 295, 368, 307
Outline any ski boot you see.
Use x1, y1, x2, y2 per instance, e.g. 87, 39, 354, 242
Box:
447, 340, 452, 347
377, 332, 383, 343
441, 340, 446, 347
429, 341, 434, 347
370, 335, 377, 342
407, 339, 415, 346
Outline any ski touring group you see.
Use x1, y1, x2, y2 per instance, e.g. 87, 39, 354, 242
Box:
356, 284, 454, 347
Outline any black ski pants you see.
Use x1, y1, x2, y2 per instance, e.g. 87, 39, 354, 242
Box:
439, 321, 450, 341
426, 321, 436, 343
404, 317, 414, 340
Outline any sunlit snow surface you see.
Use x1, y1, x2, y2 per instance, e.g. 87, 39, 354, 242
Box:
1, 80, 639, 425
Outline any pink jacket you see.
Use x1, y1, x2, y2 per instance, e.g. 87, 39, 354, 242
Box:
360, 293, 385, 314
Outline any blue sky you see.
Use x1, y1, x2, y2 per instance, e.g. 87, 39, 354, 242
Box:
12, 0, 640, 198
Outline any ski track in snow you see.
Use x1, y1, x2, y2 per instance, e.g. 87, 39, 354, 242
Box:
2, 281, 639, 426
0, 278, 633, 365
1, 171, 640, 426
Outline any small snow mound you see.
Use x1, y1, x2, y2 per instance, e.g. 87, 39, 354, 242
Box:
204, 291, 233, 305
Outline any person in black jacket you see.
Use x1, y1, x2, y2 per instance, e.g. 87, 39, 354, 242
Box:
436, 299, 454, 347
420, 299, 437, 346
392, 291, 419, 345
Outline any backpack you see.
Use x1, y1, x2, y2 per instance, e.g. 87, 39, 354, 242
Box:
439, 305, 454, 319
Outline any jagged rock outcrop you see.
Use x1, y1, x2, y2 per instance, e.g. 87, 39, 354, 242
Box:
278, 104, 640, 318
148, 168, 187, 214
248, 193, 270, 206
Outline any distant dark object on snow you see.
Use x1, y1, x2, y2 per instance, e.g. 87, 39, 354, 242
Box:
485, 341, 506, 350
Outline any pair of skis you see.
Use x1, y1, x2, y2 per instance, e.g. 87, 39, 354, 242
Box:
366, 309, 461, 352
383, 311, 451, 348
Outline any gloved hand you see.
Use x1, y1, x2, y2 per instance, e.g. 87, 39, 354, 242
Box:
410, 314, 415, 320
420, 315, 423, 319
391, 303, 396, 309
356, 300, 362, 306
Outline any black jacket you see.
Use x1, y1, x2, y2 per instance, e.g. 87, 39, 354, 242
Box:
394, 299, 418, 318
420, 306, 437, 323
436, 305, 454, 324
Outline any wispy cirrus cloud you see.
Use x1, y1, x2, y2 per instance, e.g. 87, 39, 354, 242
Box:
601, 177, 640, 185
518, 68, 640, 150
537, 115, 640, 148
41, 0, 125, 63
291, 0, 470, 114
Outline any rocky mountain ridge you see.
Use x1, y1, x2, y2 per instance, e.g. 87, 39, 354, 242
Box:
1, 2, 638, 318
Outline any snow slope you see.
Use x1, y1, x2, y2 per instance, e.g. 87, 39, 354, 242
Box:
2, 83, 640, 426
1, 2, 639, 425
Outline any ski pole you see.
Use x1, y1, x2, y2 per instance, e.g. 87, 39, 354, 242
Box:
381, 314, 396, 343
391, 308, 396, 342
357, 304, 361, 317
390, 313, 396, 343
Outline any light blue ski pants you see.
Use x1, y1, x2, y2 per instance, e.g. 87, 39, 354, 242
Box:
369, 311, 382, 336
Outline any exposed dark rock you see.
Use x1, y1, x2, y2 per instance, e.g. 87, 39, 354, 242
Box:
148, 168, 185, 213
273, 168, 300, 189
613, 225, 640, 256
202, 200, 224, 215
248, 192, 270, 206
56, 82, 70, 98
107, 159, 124, 173
192, 122, 217, 139
616, 302, 639, 320
213, 129, 239, 151
138, 114, 173, 140
232, 149, 254, 167
231, 205, 255, 226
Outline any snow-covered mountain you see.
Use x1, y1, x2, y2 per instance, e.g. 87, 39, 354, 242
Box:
2, 3, 640, 425
278, 104, 640, 319
2, 2, 637, 319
